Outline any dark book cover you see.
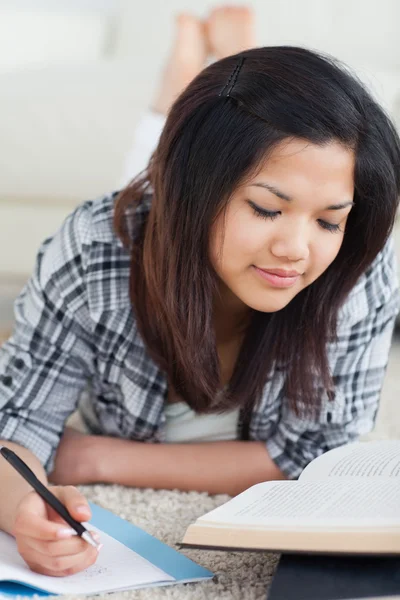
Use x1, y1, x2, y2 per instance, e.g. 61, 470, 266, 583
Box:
267, 553, 400, 600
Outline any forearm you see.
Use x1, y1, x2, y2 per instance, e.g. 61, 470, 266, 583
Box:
96, 438, 286, 496
0, 440, 48, 535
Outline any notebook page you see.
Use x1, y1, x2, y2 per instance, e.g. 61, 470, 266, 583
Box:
299, 440, 400, 482
0, 525, 174, 595
197, 480, 400, 529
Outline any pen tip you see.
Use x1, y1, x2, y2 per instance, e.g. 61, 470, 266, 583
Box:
82, 531, 101, 549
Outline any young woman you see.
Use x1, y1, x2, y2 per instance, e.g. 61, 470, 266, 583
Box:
1, 7, 399, 578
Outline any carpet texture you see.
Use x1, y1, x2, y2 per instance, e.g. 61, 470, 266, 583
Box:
67, 484, 280, 600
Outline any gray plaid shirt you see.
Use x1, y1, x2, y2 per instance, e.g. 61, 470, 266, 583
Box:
0, 192, 398, 479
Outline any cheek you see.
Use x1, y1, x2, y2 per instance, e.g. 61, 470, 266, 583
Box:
310, 233, 344, 278
210, 211, 264, 273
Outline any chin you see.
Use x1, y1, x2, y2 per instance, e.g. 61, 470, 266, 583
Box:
242, 294, 295, 313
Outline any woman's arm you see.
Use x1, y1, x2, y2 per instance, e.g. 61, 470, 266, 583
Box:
0, 202, 95, 478
98, 438, 287, 496
51, 434, 286, 496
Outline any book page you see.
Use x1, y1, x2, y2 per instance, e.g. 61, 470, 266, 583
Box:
197, 480, 400, 529
299, 440, 400, 482
0, 525, 174, 595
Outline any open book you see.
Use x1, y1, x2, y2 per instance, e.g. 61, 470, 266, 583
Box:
181, 440, 400, 555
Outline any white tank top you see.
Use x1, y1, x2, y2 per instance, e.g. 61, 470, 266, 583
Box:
164, 401, 239, 443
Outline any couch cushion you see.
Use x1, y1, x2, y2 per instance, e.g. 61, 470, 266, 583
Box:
0, 9, 110, 72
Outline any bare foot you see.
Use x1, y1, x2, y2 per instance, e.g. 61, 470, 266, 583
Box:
206, 5, 256, 60
152, 14, 208, 116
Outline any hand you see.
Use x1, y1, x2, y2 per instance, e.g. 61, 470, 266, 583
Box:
49, 427, 101, 486
206, 6, 256, 60
13, 485, 100, 577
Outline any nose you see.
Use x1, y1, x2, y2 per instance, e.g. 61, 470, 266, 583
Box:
269, 220, 310, 263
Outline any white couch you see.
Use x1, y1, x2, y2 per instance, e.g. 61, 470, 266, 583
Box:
0, 1, 399, 290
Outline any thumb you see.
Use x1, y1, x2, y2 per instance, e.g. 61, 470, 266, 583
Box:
47, 485, 92, 525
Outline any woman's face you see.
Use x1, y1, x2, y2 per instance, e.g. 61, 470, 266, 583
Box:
210, 138, 355, 315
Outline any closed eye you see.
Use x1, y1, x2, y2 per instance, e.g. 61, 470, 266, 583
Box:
249, 203, 280, 221
317, 220, 341, 233
248, 201, 342, 233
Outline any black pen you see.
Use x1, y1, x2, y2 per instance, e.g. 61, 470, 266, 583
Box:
0, 445, 100, 549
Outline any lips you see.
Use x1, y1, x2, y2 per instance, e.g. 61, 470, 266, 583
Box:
253, 266, 302, 289
257, 268, 301, 277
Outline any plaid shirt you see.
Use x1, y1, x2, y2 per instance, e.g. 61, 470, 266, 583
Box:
0, 192, 398, 479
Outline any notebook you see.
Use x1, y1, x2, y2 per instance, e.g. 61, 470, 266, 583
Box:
0, 502, 214, 597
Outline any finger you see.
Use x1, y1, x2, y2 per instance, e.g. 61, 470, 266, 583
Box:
23, 544, 99, 578
21, 530, 101, 558
53, 485, 92, 523
14, 511, 80, 542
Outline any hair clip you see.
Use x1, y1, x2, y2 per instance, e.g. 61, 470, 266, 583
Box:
218, 56, 245, 98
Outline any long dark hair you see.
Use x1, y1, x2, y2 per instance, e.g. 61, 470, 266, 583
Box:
115, 46, 400, 419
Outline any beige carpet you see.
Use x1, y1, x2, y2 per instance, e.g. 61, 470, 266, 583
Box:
67, 484, 280, 600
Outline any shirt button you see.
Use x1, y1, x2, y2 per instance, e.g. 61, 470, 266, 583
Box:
2, 376, 13, 387
14, 359, 25, 370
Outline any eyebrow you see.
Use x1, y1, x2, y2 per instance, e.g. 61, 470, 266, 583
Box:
250, 182, 355, 211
